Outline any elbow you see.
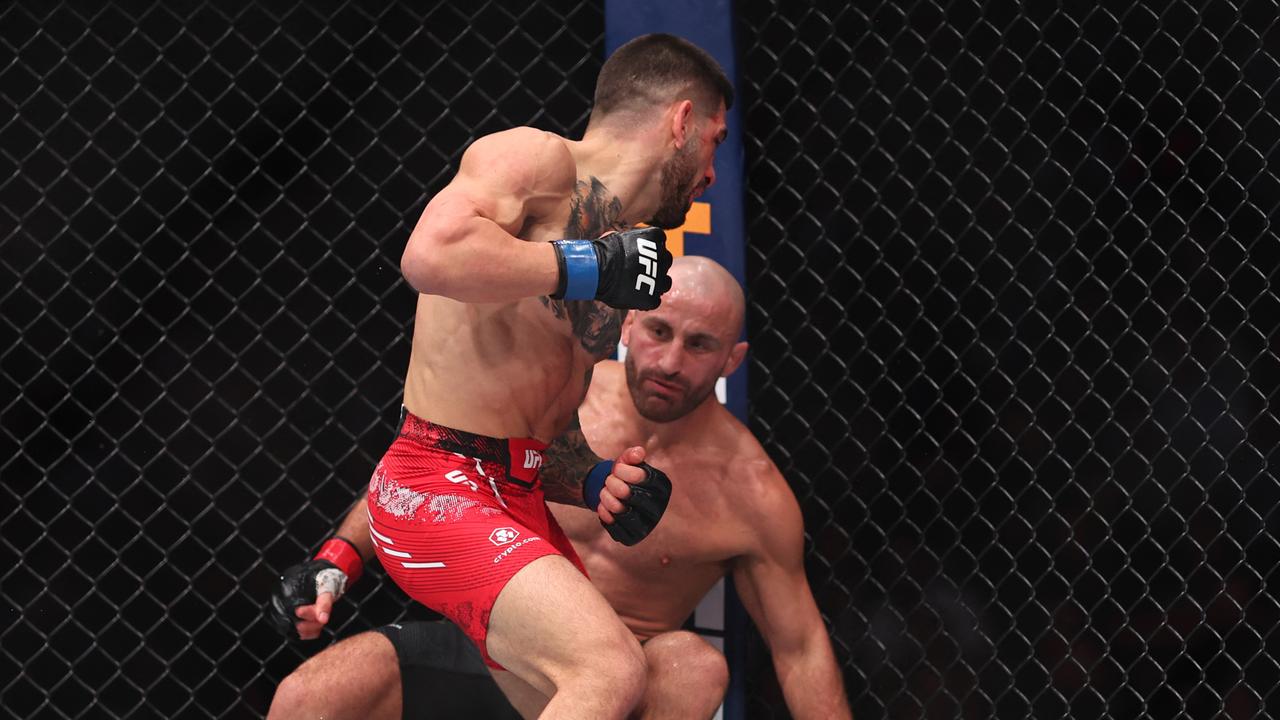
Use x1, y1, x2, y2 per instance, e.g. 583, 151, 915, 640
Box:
400, 231, 455, 296
400, 243, 435, 294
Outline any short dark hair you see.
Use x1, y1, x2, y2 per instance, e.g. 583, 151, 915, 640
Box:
591, 33, 734, 124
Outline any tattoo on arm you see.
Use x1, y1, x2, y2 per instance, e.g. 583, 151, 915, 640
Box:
540, 412, 603, 507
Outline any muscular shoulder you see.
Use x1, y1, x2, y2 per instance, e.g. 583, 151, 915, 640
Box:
719, 417, 804, 552
739, 438, 799, 517
585, 359, 626, 397
458, 128, 576, 200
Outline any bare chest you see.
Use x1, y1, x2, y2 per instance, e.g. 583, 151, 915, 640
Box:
556, 468, 747, 635
561, 455, 750, 575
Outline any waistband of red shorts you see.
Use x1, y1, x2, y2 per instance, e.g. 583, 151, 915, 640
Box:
396, 407, 549, 487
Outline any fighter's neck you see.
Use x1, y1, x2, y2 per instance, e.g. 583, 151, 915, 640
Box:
614, 382, 723, 450
567, 131, 664, 228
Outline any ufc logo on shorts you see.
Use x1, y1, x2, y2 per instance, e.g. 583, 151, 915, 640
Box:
634, 237, 659, 295
523, 449, 542, 469
445, 469, 478, 492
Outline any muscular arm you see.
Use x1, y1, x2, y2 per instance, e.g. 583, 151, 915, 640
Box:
732, 465, 852, 720
538, 411, 602, 507
332, 497, 375, 564
400, 127, 571, 301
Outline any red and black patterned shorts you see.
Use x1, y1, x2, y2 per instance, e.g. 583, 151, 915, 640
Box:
366, 409, 587, 670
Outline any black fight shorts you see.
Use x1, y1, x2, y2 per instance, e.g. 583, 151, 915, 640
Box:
373, 621, 522, 720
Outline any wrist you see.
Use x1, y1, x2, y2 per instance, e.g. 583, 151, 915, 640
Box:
551, 240, 600, 300
314, 536, 364, 585
582, 460, 612, 510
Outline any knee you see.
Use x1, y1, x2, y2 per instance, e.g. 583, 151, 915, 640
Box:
646, 630, 729, 697
601, 631, 649, 704
684, 638, 729, 695
267, 669, 314, 720
567, 628, 647, 708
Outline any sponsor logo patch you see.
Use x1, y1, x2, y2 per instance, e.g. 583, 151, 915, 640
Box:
489, 527, 520, 546
523, 449, 543, 469
493, 536, 542, 564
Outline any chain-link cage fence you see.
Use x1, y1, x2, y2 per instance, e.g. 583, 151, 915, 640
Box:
4, 1, 1280, 718
1, 2, 604, 717
738, 2, 1280, 718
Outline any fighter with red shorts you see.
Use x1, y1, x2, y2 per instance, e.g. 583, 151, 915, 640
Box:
279, 33, 733, 719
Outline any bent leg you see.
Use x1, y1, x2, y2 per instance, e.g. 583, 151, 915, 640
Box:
485, 555, 647, 720
390, 621, 523, 720
489, 669, 551, 720
267, 631, 400, 720
636, 631, 729, 720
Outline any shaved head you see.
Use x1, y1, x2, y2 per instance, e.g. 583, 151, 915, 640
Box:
662, 256, 745, 341
622, 256, 747, 422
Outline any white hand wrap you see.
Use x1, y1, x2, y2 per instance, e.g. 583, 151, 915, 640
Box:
314, 567, 348, 600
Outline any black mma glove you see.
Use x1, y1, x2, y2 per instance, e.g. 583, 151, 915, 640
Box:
551, 227, 673, 310
582, 459, 672, 546
268, 537, 363, 638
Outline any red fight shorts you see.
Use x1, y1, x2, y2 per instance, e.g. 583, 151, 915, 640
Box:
366, 409, 587, 670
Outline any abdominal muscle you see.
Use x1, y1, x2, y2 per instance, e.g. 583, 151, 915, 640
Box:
402, 292, 591, 443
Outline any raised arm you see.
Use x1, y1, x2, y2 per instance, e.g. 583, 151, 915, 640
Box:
732, 464, 852, 719
399, 127, 569, 302
401, 127, 673, 311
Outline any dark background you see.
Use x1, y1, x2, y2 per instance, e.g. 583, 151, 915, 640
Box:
4, 1, 1279, 718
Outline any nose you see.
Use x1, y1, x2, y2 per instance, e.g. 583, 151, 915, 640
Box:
655, 341, 683, 375
704, 162, 716, 190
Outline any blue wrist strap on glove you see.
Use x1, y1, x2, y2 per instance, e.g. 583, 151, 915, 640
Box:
554, 240, 599, 300
583, 460, 612, 510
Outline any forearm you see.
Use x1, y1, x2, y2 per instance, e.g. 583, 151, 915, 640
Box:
775, 633, 852, 720
331, 497, 375, 563
539, 415, 602, 506
401, 217, 559, 302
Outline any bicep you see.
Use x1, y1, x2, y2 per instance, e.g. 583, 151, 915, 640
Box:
734, 550, 817, 653
733, 490, 826, 653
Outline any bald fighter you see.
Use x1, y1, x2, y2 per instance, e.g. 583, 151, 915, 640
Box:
269, 258, 852, 719
284, 33, 734, 720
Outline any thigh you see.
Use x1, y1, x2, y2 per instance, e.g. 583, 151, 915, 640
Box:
484, 554, 640, 695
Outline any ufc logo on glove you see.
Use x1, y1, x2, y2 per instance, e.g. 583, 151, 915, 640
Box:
634, 237, 660, 295
551, 226, 672, 310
